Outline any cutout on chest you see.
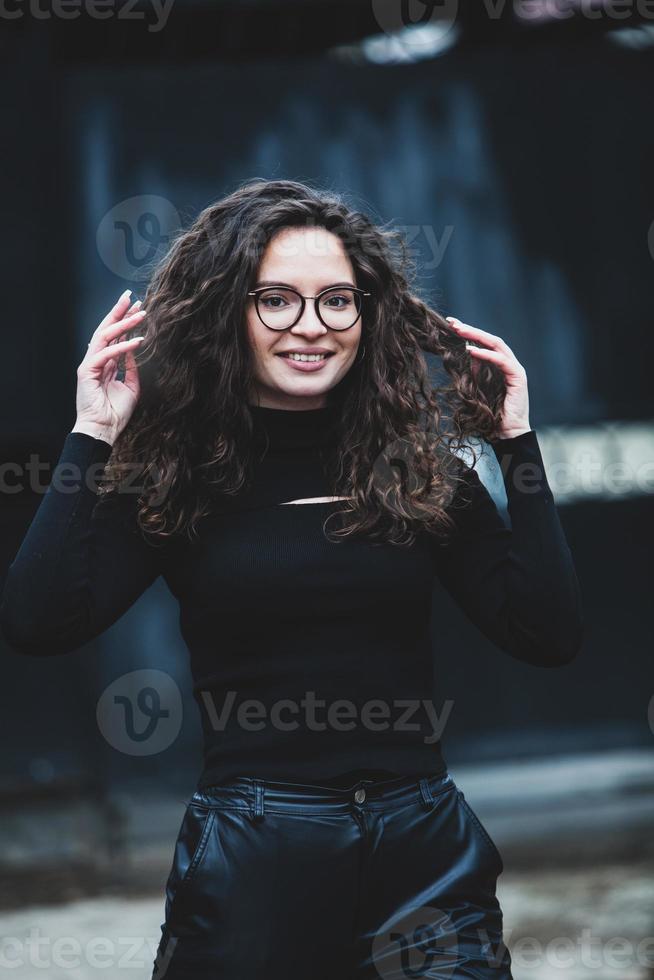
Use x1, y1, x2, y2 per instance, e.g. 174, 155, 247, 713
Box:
278, 496, 354, 505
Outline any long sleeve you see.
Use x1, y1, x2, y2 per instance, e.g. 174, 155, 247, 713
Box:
0, 432, 166, 657
429, 429, 584, 667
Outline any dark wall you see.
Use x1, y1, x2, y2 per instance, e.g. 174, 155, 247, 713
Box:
1, 15, 652, 792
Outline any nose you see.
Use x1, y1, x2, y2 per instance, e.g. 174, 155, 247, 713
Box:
291, 301, 329, 336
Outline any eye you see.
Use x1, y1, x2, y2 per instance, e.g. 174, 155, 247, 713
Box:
321, 290, 355, 309
257, 288, 298, 309
261, 294, 288, 309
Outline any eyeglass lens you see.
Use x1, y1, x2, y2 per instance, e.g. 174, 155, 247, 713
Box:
255, 287, 362, 330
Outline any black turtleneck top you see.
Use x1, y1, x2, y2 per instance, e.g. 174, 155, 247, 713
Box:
0, 404, 583, 789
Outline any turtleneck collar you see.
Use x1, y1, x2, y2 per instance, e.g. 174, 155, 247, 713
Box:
250, 402, 341, 451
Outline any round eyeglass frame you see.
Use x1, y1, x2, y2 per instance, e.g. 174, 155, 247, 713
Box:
247, 284, 371, 331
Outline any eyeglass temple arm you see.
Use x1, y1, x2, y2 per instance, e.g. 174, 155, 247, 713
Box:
247, 289, 371, 298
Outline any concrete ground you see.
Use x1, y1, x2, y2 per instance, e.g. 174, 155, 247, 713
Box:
1, 861, 652, 979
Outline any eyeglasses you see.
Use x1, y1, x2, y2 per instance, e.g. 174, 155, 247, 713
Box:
247, 284, 370, 331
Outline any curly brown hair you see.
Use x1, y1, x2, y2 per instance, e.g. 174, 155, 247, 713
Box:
97, 177, 507, 549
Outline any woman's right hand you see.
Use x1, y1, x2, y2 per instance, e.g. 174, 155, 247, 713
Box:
71, 290, 148, 446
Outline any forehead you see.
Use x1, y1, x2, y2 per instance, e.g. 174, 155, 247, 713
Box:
258, 226, 353, 280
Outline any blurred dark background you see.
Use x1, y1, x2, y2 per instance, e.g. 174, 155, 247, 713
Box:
1, 1, 653, 974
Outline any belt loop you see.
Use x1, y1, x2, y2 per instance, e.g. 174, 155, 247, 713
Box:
251, 779, 265, 821
418, 777, 435, 810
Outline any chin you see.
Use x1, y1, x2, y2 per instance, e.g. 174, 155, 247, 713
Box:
277, 383, 333, 399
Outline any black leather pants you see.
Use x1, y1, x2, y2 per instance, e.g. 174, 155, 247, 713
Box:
151, 770, 513, 979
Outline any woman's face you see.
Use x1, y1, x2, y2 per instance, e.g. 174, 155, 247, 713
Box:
246, 225, 363, 409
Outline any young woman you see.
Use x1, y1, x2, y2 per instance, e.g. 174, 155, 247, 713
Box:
0, 178, 583, 979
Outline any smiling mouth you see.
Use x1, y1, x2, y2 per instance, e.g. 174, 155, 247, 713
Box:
276, 352, 336, 362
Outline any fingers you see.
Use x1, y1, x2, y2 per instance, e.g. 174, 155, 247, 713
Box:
98, 289, 135, 332
105, 299, 145, 368
121, 344, 141, 395
82, 335, 145, 374
79, 291, 148, 387
100, 356, 118, 388
88, 289, 134, 349
87, 309, 148, 357
461, 342, 503, 359
444, 316, 528, 381
104, 307, 147, 344
87, 292, 147, 354
102, 300, 140, 368
463, 341, 521, 375
444, 316, 514, 358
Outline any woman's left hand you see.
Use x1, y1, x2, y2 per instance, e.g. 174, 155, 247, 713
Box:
445, 316, 531, 440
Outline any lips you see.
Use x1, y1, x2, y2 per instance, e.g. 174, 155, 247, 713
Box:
276, 352, 336, 358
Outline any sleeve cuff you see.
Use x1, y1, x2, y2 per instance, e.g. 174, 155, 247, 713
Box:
64, 431, 114, 463
488, 429, 552, 499
489, 428, 538, 455
56, 432, 114, 493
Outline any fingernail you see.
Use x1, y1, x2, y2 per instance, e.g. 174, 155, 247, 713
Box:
122, 289, 132, 300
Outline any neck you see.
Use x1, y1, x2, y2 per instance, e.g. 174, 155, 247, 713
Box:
250, 400, 340, 451
247, 396, 329, 411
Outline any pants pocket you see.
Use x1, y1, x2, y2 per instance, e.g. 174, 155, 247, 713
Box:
164, 803, 216, 925
456, 789, 504, 875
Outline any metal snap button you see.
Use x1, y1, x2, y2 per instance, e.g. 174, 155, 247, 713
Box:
354, 787, 366, 804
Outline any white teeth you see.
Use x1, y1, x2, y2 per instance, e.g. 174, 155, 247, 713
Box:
284, 353, 328, 362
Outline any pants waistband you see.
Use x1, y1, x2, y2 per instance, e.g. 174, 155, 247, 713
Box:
192, 769, 454, 820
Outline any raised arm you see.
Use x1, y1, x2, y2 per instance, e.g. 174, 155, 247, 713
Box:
429, 429, 584, 667
0, 290, 157, 656
0, 432, 166, 656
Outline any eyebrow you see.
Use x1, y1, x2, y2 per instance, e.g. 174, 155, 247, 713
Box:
254, 280, 357, 290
